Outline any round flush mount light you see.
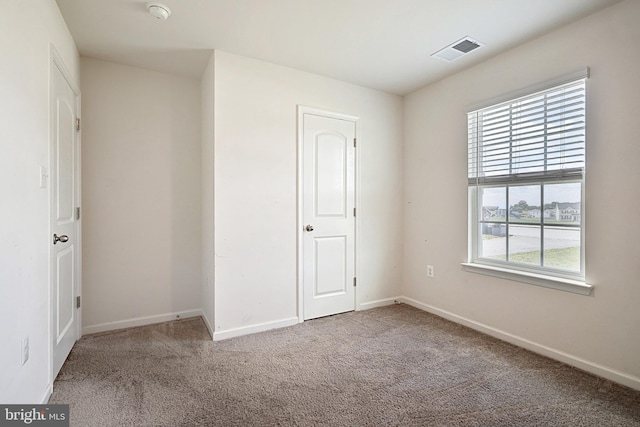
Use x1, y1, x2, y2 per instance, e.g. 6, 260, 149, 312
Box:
146, 2, 171, 21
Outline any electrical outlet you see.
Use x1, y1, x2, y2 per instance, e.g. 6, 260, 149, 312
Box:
427, 265, 435, 278
22, 337, 29, 366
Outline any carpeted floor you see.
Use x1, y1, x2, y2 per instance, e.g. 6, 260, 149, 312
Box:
50, 304, 640, 426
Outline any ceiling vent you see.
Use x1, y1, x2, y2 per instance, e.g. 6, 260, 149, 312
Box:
431, 36, 485, 62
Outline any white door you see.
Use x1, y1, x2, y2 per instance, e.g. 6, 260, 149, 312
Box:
51, 58, 79, 378
302, 112, 356, 320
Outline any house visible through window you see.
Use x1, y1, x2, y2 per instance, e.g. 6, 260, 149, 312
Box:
467, 74, 587, 281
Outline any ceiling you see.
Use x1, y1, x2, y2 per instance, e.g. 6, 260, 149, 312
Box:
56, 0, 621, 95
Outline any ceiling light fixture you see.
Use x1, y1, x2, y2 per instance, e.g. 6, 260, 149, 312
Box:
146, 2, 171, 21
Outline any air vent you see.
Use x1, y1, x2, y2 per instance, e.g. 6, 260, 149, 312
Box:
431, 36, 485, 62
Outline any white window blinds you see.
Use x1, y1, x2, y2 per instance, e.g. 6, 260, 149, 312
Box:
468, 78, 586, 185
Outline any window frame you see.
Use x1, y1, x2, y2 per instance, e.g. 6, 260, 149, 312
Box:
464, 70, 592, 295
468, 180, 585, 278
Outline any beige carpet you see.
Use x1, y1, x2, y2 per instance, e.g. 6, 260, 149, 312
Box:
50, 304, 640, 426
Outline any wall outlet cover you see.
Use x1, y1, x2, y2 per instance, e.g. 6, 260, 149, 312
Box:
427, 265, 434, 278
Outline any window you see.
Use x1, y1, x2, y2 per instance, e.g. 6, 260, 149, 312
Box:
466, 73, 589, 289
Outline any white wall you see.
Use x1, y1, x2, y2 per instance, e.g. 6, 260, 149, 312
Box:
201, 53, 215, 335
213, 51, 404, 336
0, 0, 79, 403
403, 0, 640, 389
80, 58, 202, 333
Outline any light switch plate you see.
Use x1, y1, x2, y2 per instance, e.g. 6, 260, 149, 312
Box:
22, 337, 29, 366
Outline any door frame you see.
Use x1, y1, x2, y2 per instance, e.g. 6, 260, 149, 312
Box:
296, 105, 360, 322
49, 44, 82, 383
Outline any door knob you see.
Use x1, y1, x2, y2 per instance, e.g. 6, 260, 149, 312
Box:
53, 234, 69, 245
305, 225, 314, 232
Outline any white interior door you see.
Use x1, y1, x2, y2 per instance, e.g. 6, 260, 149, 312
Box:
51, 57, 79, 378
302, 111, 356, 320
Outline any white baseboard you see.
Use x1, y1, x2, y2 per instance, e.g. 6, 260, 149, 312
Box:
399, 296, 640, 391
201, 313, 214, 339
82, 309, 203, 335
40, 383, 53, 404
358, 296, 402, 311
213, 317, 298, 341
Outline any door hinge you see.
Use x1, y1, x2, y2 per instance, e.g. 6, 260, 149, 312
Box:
353, 138, 357, 148
353, 277, 357, 287
76, 296, 81, 309
76, 117, 81, 132
353, 208, 356, 217
75, 207, 81, 220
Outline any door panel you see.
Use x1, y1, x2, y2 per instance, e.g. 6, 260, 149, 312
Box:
303, 113, 356, 320
315, 133, 347, 217
56, 98, 75, 222
51, 59, 79, 378
56, 247, 74, 343
314, 236, 347, 296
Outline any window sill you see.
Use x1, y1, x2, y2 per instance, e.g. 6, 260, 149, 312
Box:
461, 262, 593, 296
